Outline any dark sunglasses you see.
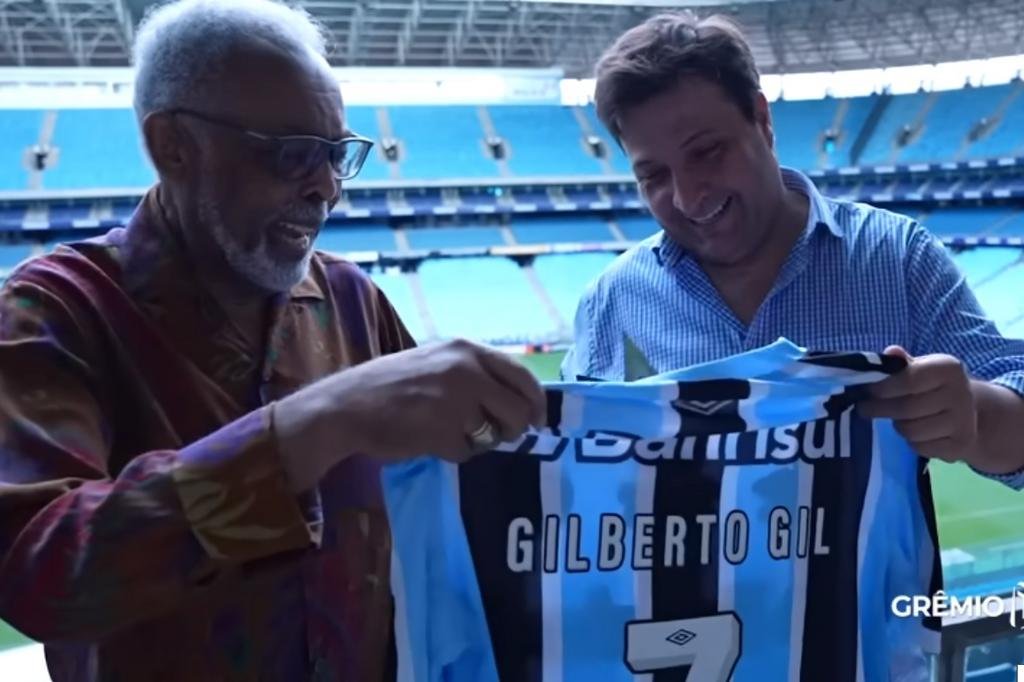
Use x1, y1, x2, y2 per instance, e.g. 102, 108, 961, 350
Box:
169, 108, 374, 181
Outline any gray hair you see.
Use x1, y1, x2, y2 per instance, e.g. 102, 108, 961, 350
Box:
132, 0, 329, 122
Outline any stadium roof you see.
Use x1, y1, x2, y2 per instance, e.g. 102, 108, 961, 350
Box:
0, 0, 1021, 77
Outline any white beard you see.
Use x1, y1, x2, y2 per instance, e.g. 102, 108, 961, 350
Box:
199, 194, 312, 294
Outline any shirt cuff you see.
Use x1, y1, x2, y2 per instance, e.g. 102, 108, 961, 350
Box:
172, 406, 323, 563
973, 373, 1024, 490
992, 372, 1024, 400
969, 464, 1024, 491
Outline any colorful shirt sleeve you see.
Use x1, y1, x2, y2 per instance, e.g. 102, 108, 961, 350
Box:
0, 277, 319, 643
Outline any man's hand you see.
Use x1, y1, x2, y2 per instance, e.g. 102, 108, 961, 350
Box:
273, 339, 547, 492
858, 346, 978, 463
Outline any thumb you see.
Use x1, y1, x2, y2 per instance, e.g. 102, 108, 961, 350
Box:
882, 345, 913, 362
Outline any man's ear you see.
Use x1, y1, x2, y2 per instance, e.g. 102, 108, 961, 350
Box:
753, 91, 774, 150
142, 111, 193, 180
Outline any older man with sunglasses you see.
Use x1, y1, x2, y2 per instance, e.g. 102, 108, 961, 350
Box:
0, 1, 545, 681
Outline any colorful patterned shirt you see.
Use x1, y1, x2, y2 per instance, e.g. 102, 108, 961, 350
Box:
0, 189, 414, 681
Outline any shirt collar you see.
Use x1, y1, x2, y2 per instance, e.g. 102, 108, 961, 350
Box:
119, 186, 325, 303
650, 166, 842, 269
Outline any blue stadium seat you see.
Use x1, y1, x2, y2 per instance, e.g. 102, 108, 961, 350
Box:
770, 98, 840, 170
616, 214, 660, 242
922, 207, 1016, 236
0, 110, 42, 191
370, 269, 427, 342
892, 178, 926, 194
489, 106, 605, 177
953, 247, 1021, 287
901, 85, 1012, 162
833, 95, 877, 167
991, 210, 1024, 236
345, 106, 391, 182
964, 83, 1024, 160
927, 177, 960, 193
45, 109, 155, 189
0, 206, 26, 231
858, 179, 895, 195
581, 105, 631, 174
388, 106, 497, 180
418, 257, 557, 343
858, 91, 930, 166
511, 216, 614, 244
405, 226, 505, 250
881, 203, 924, 221
316, 227, 398, 253
106, 201, 137, 227
513, 189, 554, 211
47, 204, 94, 228
0, 243, 35, 272
565, 187, 604, 205
973, 263, 1024, 333
533, 252, 617, 324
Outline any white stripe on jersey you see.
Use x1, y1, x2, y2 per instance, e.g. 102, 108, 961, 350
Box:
540, 392, 588, 682
718, 464, 740, 613
540, 458, 563, 682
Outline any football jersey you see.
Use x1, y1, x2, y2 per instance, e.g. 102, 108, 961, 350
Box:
382, 339, 942, 682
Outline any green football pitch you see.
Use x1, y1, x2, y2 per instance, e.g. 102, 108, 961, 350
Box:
3, 350, 1022, 655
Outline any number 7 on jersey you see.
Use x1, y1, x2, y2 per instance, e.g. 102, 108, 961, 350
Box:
624, 613, 742, 681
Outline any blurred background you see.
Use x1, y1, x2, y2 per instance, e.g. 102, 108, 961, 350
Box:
1, 0, 1024, 680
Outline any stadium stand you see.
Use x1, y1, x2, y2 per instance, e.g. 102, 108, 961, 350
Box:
405, 225, 505, 250
388, 105, 499, 179
964, 83, 1024, 160
532, 252, 617, 324
489, 105, 606, 177
615, 214, 660, 242
417, 256, 558, 343
858, 91, 932, 165
511, 215, 615, 244
369, 268, 428, 342
344, 106, 392, 181
769, 98, 841, 170
901, 85, 1014, 162
954, 247, 1021, 289
830, 95, 876, 166
46, 109, 155, 189
316, 226, 399, 252
990, 210, 1024, 236
581, 105, 632, 174
0, 243, 34, 276
921, 206, 1020, 236
0, 110, 42, 191
0, 206, 26, 231
47, 203, 95, 228
971, 259, 1024, 335
1, 82, 1024, 190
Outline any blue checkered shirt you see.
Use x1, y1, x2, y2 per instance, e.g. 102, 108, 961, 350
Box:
562, 167, 1024, 488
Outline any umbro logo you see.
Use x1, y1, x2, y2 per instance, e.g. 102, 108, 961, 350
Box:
674, 399, 733, 416
665, 628, 696, 647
